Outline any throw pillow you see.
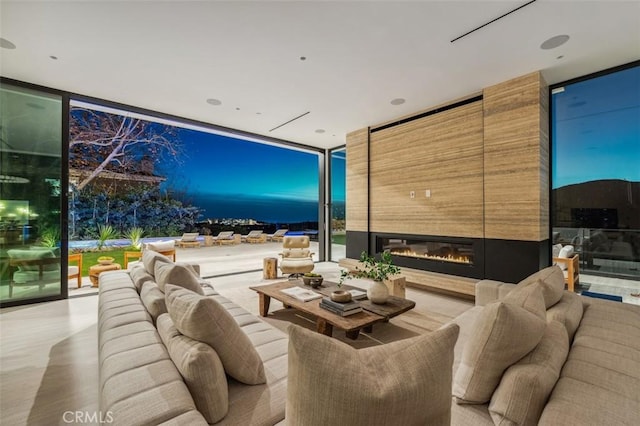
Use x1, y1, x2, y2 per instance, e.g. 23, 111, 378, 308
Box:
154, 262, 204, 295
489, 321, 569, 425
286, 323, 460, 426
556, 245, 575, 271
142, 249, 172, 276
156, 313, 229, 424
129, 264, 155, 293
503, 283, 547, 319
453, 294, 547, 404
515, 266, 565, 308
140, 281, 167, 321
546, 291, 584, 342
165, 285, 266, 385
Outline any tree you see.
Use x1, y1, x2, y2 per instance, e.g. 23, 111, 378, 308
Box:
69, 107, 181, 191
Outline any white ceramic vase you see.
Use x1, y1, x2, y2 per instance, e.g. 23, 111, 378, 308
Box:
367, 280, 389, 304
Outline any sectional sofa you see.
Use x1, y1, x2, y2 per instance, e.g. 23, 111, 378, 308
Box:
98, 250, 288, 425
450, 266, 640, 425
99, 252, 639, 425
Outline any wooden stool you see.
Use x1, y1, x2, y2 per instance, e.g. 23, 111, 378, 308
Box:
263, 257, 278, 279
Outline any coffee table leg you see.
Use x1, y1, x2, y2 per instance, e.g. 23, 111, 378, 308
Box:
345, 329, 361, 340
316, 319, 333, 337
258, 293, 271, 317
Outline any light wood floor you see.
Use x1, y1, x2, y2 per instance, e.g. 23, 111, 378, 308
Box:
0, 262, 473, 425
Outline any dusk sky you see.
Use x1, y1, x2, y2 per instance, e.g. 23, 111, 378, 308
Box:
552, 65, 639, 189
158, 129, 329, 222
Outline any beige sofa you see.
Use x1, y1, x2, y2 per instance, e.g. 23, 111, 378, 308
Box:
98, 250, 288, 425
450, 266, 640, 425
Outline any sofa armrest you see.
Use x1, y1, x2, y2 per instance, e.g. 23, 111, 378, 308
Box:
475, 280, 515, 306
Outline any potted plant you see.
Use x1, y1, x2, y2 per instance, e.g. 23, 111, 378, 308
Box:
340, 250, 401, 304
97, 256, 115, 265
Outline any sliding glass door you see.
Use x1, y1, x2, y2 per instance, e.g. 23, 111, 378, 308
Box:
0, 81, 65, 305
329, 147, 346, 262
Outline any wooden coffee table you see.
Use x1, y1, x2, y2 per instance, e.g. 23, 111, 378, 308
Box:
249, 280, 415, 340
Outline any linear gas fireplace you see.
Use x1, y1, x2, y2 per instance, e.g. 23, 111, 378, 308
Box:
375, 234, 484, 279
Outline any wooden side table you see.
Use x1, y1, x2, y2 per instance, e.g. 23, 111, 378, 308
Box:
89, 263, 121, 287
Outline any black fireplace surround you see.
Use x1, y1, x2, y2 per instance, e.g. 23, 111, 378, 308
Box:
346, 231, 550, 284
375, 233, 484, 279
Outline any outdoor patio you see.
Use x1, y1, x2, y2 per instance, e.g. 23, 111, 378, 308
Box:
68, 240, 337, 297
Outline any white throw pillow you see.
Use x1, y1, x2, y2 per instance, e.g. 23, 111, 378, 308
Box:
146, 239, 176, 252
557, 245, 574, 271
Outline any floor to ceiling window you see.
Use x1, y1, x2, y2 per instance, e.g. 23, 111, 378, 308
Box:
0, 82, 65, 305
329, 147, 346, 261
551, 62, 640, 292
68, 100, 321, 277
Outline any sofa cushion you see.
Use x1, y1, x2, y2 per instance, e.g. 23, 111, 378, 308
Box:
140, 281, 167, 322
546, 291, 584, 342
155, 262, 204, 295
165, 285, 266, 385
515, 266, 565, 308
146, 239, 176, 252
142, 249, 172, 276
489, 320, 569, 425
157, 314, 228, 424
286, 323, 459, 426
453, 291, 547, 404
129, 264, 155, 293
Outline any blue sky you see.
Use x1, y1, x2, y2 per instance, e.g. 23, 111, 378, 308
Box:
156, 129, 329, 222
552, 65, 640, 189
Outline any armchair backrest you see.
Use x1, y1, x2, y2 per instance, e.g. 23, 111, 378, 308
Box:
282, 236, 310, 250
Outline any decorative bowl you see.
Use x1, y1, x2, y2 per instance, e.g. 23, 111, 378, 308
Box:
98, 256, 115, 265
330, 290, 352, 303
302, 274, 323, 287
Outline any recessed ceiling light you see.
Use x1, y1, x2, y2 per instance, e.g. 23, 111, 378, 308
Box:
49, 55, 58, 60
235, 107, 240, 111
206, 98, 222, 106
315, 129, 325, 134
0, 38, 16, 49
256, 112, 262, 115
390, 98, 406, 105
0, 174, 29, 184
300, 56, 307, 61
540, 35, 570, 50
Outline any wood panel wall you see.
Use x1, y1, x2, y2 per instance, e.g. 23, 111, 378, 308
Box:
368, 101, 484, 237
483, 72, 549, 241
345, 128, 369, 232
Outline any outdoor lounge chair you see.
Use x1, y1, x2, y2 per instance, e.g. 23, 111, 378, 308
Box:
212, 231, 239, 245
242, 230, 266, 244
176, 232, 200, 248
267, 228, 288, 242
68, 253, 83, 288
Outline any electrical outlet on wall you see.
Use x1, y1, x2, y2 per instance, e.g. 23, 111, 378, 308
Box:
410, 191, 415, 199
425, 189, 431, 198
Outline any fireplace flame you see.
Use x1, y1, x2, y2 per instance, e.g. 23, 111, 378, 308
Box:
390, 248, 472, 264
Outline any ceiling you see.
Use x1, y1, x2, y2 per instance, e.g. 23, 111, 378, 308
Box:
1, 1, 639, 150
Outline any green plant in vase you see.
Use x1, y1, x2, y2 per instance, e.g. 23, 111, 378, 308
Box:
340, 250, 400, 304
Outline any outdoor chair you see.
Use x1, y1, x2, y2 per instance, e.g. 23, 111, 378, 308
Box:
267, 229, 288, 242
212, 231, 239, 245
279, 235, 314, 279
553, 244, 580, 292
242, 230, 266, 244
68, 253, 83, 288
176, 232, 200, 248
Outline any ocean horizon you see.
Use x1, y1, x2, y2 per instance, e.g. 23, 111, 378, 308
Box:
188, 193, 321, 223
